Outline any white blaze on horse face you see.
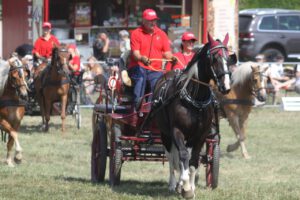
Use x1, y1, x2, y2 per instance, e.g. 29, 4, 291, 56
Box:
223, 58, 231, 90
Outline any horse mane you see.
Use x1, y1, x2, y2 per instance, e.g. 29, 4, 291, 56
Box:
178, 43, 210, 87
0, 59, 10, 97
231, 61, 255, 87
51, 46, 59, 66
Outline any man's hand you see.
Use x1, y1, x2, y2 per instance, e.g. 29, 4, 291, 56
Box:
140, 56, 151, 66
171, 56, 178, 65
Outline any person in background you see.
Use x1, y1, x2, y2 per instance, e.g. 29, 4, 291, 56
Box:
118, 30, 132, 86
93, 32, 110, 61
32, 22, 60, 67
67, 44, 81, 84
165, 32, 197, 71
269, 55, 290, 91
273, 64, 300, 94
119, 30, 131, 57
128, 8, 176, 106
82, 56, 104, 104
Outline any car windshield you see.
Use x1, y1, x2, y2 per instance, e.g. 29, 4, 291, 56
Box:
239, 15, 253, 32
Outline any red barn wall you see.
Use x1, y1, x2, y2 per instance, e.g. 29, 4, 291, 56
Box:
3, 0, 32, 59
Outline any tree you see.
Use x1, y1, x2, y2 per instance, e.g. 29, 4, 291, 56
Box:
239, 0, 300, 10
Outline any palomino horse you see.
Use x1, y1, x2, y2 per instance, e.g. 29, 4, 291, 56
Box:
0, 56, 29, 167
38, 44, 71, 132
214, 62, 268, 159
151, 33, 236, 199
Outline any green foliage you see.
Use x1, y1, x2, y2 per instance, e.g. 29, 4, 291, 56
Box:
240, 0, 300, 10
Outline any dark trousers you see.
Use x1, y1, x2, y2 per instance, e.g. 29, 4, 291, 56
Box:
128, 66, 163, 105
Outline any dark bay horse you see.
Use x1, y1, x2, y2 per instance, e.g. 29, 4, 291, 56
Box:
37, 44, 71, 132
152, 33, 236, 199
0, 56, 29, 167
214, 62, 268, 159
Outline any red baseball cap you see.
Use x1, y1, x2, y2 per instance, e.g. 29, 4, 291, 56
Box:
68, 44, 77, 50
181, 32, 197, 41
42, 22, 52, 29
142, 9, 159, 21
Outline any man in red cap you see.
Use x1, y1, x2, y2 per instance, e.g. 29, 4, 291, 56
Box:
128, 8, 176, 106
166, 32, 198, 71
32, 22, 60, 67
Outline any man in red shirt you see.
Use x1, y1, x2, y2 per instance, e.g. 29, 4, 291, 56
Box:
128, 8, 176, 106
166, 32, 197, 71
32, 22, 60, 66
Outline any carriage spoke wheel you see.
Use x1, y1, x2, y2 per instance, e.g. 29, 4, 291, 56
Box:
91, 117, 108, 183
206, 139, 220, 189
109, 123, 122, 186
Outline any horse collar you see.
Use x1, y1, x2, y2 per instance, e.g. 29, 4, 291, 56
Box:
179, 87, 213, 110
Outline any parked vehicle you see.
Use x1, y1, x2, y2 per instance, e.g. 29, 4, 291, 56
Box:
239, 9, 300, 61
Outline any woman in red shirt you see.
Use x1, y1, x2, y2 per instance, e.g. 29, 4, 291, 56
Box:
68, 44, 81, 84
166, 32, 198, 71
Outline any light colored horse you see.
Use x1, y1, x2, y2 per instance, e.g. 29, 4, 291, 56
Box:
0, 57, 28, 167
215, 62, 268, 159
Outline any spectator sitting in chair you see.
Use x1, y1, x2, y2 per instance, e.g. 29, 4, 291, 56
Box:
273, 64, 300, 94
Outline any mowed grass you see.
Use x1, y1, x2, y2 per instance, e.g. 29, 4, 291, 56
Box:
0, 107, 299, 200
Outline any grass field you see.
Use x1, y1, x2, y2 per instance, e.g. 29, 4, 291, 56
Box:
0, 107, 299, 200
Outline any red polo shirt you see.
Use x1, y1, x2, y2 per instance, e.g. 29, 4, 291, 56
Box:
129, 26, 171, 71
165, 52, 194, 71
32, 35, 60, 58
70, 55, 81, 76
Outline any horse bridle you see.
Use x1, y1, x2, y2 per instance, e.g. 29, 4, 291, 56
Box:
207, 44, 231, 88
251, 70, 266, 98
9, 63, 28, 91
56, 48, 70, 76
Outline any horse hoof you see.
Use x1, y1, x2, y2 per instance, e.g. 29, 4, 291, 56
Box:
6, 160, 15, 167
181, 189, 195, 199
243, 154, 251, 160
227, 144, 238, 152
175, 183, 182, 194
14, 153, 22, 164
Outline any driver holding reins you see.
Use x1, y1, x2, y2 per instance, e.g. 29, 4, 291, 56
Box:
32, 22, 60, 69
128, 9, 177, 107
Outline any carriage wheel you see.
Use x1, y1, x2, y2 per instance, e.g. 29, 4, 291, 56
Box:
109, 123, 122, 186
206, 143, 220, 189
91, 117, 108, 183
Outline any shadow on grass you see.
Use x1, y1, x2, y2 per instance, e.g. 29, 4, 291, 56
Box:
19, 122, 73, 134
109, 180, 175, 198
61, 176, 175, 198
59, 176, 91, 184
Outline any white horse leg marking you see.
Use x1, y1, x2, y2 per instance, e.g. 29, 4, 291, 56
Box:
240, 141, 251, 159
6, 149, 14, 167
180, 162, 191, 192
189, 166, 196, 191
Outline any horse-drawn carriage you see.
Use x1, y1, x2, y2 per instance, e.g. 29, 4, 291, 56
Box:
90, 34, 236, 198
25, 71, 82, 130
91, 74, 221, 188
22, 44, 83, 130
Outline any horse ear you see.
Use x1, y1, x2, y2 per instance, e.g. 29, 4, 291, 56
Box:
207, 32, 214, 44
223, 33, 229, 46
